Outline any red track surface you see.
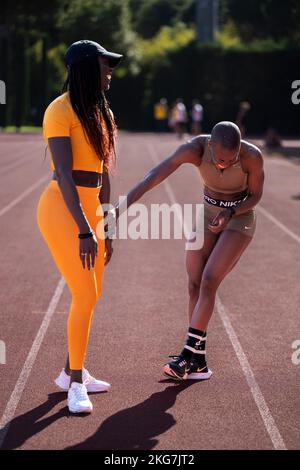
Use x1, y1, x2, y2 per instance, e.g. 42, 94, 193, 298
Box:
0, 132, 299, 450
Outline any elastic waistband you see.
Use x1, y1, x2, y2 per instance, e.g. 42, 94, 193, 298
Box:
204, 193, 248, 208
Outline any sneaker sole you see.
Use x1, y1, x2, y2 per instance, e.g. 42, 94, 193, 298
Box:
188, 369, 213, 380
68, 405, 93, 414
163, 364, 188, 381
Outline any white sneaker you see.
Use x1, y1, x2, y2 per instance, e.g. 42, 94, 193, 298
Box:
55, 368, 110, 393
82, 368, 111, 393
68, 382, 93, 414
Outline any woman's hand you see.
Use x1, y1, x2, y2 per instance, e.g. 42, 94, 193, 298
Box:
104, 238, 113, 265
79, 233, 98, 270
208, 209, 232, 234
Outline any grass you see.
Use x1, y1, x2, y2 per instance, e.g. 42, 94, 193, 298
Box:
1, 126, 42, 133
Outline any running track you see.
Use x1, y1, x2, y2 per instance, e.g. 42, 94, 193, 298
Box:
0, 132, 299, 450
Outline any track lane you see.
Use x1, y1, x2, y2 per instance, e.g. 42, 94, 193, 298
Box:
0, 132, 299, 449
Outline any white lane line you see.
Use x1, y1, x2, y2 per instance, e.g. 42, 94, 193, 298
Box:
0, 154, 37, 175
256, 205, 300, 245
0, 145, 29, 164
0, 277, 65, 448
0, 175, 49, 217
215, 296, 286, 450
147, 140, 287, 450
146, 142, 190, 236
0, 140, 43, 170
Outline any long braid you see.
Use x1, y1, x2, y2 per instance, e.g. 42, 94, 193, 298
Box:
61, 55, 116, 172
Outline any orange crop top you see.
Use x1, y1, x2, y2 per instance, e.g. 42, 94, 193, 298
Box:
43, 92, 104, 173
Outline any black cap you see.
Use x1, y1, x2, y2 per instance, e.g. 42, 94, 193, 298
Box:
64, 40, 123, 68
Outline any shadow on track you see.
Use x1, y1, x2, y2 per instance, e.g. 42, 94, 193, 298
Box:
2, 379, 204, 450
66, 380, 198, 450
1, 392, 82, 449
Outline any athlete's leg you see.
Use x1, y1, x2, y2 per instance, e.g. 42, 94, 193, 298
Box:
190, 229, 253, 331
164, 200, 256, 380
186, 231, 219, 322
37, 182, 105, 384
64, 201, 105, 378
64, 230, 105, 377
66, 214, 105, 385
164, 229, 253, 380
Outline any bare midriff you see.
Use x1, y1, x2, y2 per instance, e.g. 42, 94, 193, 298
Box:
52, 169, 102, 188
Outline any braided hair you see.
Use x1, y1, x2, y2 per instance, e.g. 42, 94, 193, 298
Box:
62, 54, 116, 172
40, 57, 117, 172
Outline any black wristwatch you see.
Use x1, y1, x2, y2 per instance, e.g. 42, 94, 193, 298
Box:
227, 206, 236, 218
78, 230, 94, 239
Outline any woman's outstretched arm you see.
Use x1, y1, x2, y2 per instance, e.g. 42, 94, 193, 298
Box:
115, 139, 203, 217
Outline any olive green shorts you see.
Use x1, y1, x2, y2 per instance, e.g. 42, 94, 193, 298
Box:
196, 200, 257, 238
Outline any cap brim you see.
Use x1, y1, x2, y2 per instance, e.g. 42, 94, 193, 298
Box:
101, 51, 123, 68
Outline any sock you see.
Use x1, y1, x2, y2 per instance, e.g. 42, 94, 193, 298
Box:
192, 331, 208, 368
180, 327, 206, 362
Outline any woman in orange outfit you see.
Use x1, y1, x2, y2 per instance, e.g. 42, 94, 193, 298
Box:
36, 40, 122, 414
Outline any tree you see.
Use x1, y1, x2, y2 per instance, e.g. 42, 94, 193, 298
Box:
129, 0, 195, 39
56, 0, 136, 53
1, 0, 62, 126
222, 0, 300, 43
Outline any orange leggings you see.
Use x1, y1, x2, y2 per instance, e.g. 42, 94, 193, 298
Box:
36, 180, 105, 370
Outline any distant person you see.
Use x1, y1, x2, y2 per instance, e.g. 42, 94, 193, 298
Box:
168, 102, 177, 132
264, 127, 282, 149
235, 101, 251, 138
173, 99, 188, 139
191, 100, 204, 135
154, 98, 168, 132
